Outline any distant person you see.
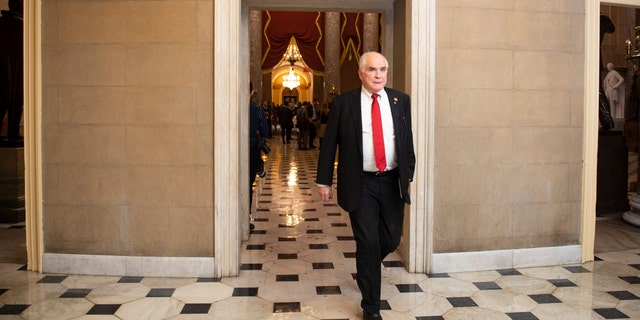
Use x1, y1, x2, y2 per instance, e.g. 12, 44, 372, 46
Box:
249, 82, 268, 230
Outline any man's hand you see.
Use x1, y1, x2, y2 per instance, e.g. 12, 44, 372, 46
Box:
317, 185, 333, 202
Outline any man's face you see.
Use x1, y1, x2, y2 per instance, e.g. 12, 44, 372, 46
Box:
358, 53, 388, 93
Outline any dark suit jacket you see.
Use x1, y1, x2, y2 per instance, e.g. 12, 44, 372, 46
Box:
316, 87, 416, 212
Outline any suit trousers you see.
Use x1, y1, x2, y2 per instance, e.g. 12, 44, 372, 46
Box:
349, 169, 405, 314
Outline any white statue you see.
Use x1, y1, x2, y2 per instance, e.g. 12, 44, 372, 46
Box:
603, 62, 625, 118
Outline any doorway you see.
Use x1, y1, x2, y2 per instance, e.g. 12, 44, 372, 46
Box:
208, 0, 436, 276
595, 4, 640, 253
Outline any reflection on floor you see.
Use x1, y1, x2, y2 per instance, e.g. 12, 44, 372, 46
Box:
0, 135, 639, 319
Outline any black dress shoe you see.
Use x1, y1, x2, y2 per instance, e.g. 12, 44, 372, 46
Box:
363, 310, 383, 320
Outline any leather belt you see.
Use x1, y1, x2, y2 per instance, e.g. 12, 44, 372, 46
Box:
363, 168, 398, 177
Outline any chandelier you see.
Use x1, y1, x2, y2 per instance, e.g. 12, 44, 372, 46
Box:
283, 41, 301, 65
282, 40, 302, 90
283, 67, 300, 90
626, 26, 640, 70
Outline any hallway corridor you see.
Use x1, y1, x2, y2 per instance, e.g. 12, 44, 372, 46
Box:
1, 136, 640, 319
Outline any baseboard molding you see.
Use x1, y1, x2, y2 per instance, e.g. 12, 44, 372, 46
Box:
431, 245, 582, 273
43, 253, 215, 278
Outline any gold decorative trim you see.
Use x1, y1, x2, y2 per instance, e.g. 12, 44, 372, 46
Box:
261, 11, 272, 65
355, 13, 361, 53
340, 38, 360, 66
314, 12, 325, 67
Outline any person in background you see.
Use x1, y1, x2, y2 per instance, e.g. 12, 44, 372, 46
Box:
317, 102, 330, 148
296, 102, 310, 150
249, 82, 268, 231
278, 102, 294, 144
315, 51, 416, 320
308, 98, 319, 148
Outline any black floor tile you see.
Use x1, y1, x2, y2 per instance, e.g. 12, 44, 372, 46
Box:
196, 277, 220, 282
506, 312, 540, 320
310, 244, 328, 249
274, 302, 301, 313
307, 229, 323, 234
278, 253, 298, 259
497, 269, 522, 276
447, 297, 477, 307
563, 266, 591, 273
607, 291, 640, 300
276, 274, 299, 282
87, 304, 121, 315
37, 275, 68, 283
60, 288, 92, 298
548, 279, 577, 287
312, 262, 334, 269
343, 252, 356, 258
240, 263, 263, 270
316, 285, 341, 295
279, 236, 296, 241
529, 294, 561, 304
181, 303, 211, 314
380, 300, 391, 310
233, 287, 258, 296
416, 317, 445, 320
147, 288, 175, 297
0, 304, 29, 315
593, 308, 630, 319
382, 260, 404, 268
619, 276, 640, 284
246, 244, 266, 250
473, 281, 501, 290
118, 276, 143, 283
396, 283, 423, 293
0, 288, 8, 296
428, 273, 450, 278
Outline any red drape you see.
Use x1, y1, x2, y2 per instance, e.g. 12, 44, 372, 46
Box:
341, 13, 363, 56
262, 11, 325, 72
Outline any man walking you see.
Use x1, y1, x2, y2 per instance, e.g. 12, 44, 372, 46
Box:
315, 52, 416, 320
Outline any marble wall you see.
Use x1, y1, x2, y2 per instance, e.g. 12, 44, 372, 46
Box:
38, 0, 588, 266
433, 0, 585, 252
41, 0, 215, 257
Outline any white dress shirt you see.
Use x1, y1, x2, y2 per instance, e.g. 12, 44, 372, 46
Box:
361, 87, 396, 172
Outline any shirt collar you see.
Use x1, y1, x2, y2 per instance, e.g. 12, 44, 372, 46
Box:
361, 86, 386, 100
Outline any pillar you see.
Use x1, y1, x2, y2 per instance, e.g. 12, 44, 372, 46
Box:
324, 12, 340, 103
363, 13, 379, 53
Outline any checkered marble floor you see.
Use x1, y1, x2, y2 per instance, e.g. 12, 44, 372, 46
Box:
1, 135, 640, 319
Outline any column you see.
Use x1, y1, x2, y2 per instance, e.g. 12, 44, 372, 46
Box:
363, 13, 380, 53
249, 10, 263, 100
324, 12, 340, 103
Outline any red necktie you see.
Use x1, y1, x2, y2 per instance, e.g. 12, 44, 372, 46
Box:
371, 93, 386, 172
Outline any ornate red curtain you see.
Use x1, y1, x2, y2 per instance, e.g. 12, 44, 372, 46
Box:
262, 11, 325, 72
341, 13, 363, 57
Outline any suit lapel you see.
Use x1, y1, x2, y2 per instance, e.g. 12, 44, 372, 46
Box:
386, 88, 402, 141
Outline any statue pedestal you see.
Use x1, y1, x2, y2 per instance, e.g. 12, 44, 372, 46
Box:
623, 195, 640, 227
0, 146, 24, 223
596, 131, 629, 214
